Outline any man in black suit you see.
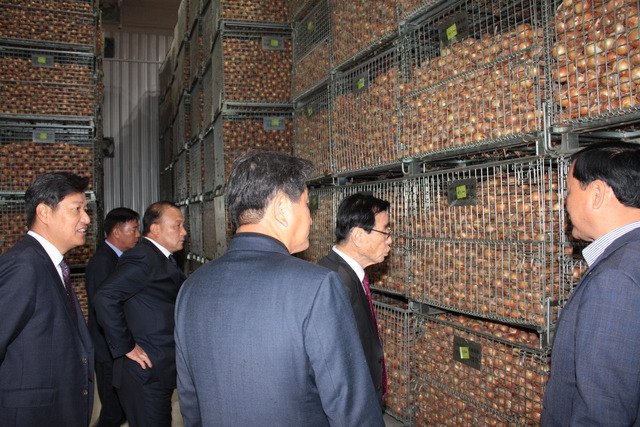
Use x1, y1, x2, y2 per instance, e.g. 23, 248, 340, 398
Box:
318, 192, 392, 405
0, 172, 94, 426
85, 207, 140, 427
94, 201, 187, 427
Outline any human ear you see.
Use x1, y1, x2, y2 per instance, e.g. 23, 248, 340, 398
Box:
36, 203, 52, 224
590, 180, 609, 210
271, 193, 291, 227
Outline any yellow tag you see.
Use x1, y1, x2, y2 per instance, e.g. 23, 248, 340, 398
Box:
307, 21, 314, 31
446, 24, 458, 40
357, 78, 365, 90
307, 107, 313, 116
271, 118, 280, 126
37, 56, 47, 64
456, 185, 467, 199
270, 39, 279, 47
459, 346, 469, 359
38, 133, 48, 140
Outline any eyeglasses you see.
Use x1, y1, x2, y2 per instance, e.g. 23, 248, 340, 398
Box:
370, 228, 392, 238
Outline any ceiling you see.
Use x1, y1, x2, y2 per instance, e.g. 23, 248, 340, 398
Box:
101, 0, 183, 35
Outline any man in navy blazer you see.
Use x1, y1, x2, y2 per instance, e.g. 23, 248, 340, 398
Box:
0, 172, 94, 426
85, 207, 140, 427
318, 193, 392, 405
94, 201, 187, 427
542, 142, 640, 426
175, 152, 384, 426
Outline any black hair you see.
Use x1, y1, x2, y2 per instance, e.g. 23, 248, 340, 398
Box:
225, 151, 314, 228
142, 201, 179, 236
571, 141, 640, 208
335, 193, 390, 243
104, 207, 139, 237
25, 172, 89, 228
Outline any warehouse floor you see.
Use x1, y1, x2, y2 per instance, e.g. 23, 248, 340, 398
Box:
90, 386, 406, 426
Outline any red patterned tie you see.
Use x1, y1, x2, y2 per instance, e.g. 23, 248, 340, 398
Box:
362, 273, 388, 398
60, 259, 78, 324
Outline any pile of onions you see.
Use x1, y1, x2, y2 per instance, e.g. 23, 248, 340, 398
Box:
297, 192, 333, 263
292, 42, 331, 97
220, 0, 290, 24
553, 0, 640, 121
293, 102, 331, 177
413, 314, 548, 425
331, 67, 398, 172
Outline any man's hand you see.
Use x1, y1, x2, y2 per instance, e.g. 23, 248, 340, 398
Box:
126, 343, 153, 369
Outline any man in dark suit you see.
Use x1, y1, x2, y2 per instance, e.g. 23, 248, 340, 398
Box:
542, 142, 640, 426
175, 152, 384, 426
85, 207, 140, 427
94, 201, 187, 427
0, 172, 94, 426
318, 193, 392, 405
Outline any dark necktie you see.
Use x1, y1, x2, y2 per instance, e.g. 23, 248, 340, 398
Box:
169, 254, 178, 266
362, 273, 388, 397
59, 259, 78, 324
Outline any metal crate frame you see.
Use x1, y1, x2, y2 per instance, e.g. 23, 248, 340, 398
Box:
0, 123, 95, 193
203, 195, 228, 259
173, 92, 191, 156
160, 167, 174, 203
190, 78, 204, 141
397, 0, 441, 24
412, 314, 549, 425
174, 150, 190, 203
298, 187, 334, 263
210, 0, 291, 35
189, 20, 202, 89
330, 47, 401, 174
171, 41, 191, 110
293, 87, 333, 180
188, 200, 204, 257
189, 138, 204, 197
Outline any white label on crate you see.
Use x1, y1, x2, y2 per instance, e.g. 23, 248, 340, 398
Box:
263, 117, 285, 130
31, 54, 54, 68
262, 37, 285, 50
32, 131, 55, 143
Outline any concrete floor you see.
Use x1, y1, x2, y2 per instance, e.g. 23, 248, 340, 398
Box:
90, 386, 406, 426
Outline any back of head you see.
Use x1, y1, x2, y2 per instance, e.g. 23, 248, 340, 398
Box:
25, 172, 89, 229
142, 201, 178, 235
104, 207, 140, 237
335, 193, 390, 243
225, 151, 314, 228
571, 141, 640, 208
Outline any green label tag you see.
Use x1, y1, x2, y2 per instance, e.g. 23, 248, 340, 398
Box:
270, 39, 279, 47
456, 185, 467, 199
307, 107, 313, 116
459, 346, 470, 359
271, 118, 280, 126
357, 78, 365, 90
447, 24, 458, 40
38, 132, 49, 140
307, 21, 314, 31
37, 56, 47, 64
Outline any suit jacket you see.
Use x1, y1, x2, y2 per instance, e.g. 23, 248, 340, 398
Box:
0, 234, 94, 427
318, 249, 385, 402
93, 238, 186, 388
85, 242, 119, 363
175, 233, 384, 426
542, 228, 640, 426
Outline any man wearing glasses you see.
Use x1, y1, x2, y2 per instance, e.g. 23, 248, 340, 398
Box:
318, 192, 392, 407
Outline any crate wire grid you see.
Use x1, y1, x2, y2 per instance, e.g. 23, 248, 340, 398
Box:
331, 47, 400, 174
189, 138, 204, 197
189, 19, 202, 89
374, 300, 413, 424
0, 124, 95, 192
173, 93, 191, 156
190, 77, 204, 141
212, 0, 291, 32
550, 0, 640, 127
299, 187, 334, 263
171, 42, 191, 111
330, 0, 399, 69
412, 315, 549, 426
201, 0, 214, 67
292, 0, 331, 98
188, 200, 204, 257
202, 127, 224, 195
174, 150, 190, 203
397, 0, 441, 24
160, 167, 174, 202
160, 124, 174, 170
293, 88, 333, 180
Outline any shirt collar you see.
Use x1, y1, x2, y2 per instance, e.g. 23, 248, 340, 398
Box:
332, 246, 366, 283
105, 240, 123, 257
582, 221, 640, 267
27, 230, 64, 278
144, 236, 172, 258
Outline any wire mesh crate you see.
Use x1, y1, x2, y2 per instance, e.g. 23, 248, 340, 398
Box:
0, 46, 97, 118
202, 127, 222, 195
71, 272, 89, 322
550, 0, 640, 127
189, 0, 202, 37
292, 0, 331, 98
189, 138, 204, 197
0, 200, 28, 257
208, 26, 292, 118
405, 157, 563, 242
290, 0, 312, 20
201, 62, 214, 132
159, 95, 173, 137
293, 88, 333, 180
160, 126, 173, 171
189, 21, 202, 89
210, 0, 290, 33
331, 48, 400, 174
173, 93, 191, 156
171, 41, 191, 112
210, 108, 294, 190
0, 123, 94, 192
0, 1, 97, 50
190, 78, 204, 141
160, 167, 174, 202
330, 0, 399, 68
188, 200, 204, 257
333, 179, 408, 294
413, 314, 549, 425
201, 0, 214, 67
159, 54, 174, 103
203, 196, 228, 259
174, 150, 190, 203
176, 0, 190, 43
298, 187, 334, 263
397, 0, 441, 24
374, 296, 413, 424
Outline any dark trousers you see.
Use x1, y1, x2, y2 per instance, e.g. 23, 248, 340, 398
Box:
95, 360, 126, 427
116, 360, 173, 427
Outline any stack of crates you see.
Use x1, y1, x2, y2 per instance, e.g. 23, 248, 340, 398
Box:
0, 0, 102, 320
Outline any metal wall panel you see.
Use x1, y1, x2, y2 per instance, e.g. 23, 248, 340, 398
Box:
102, 31, 173, 218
